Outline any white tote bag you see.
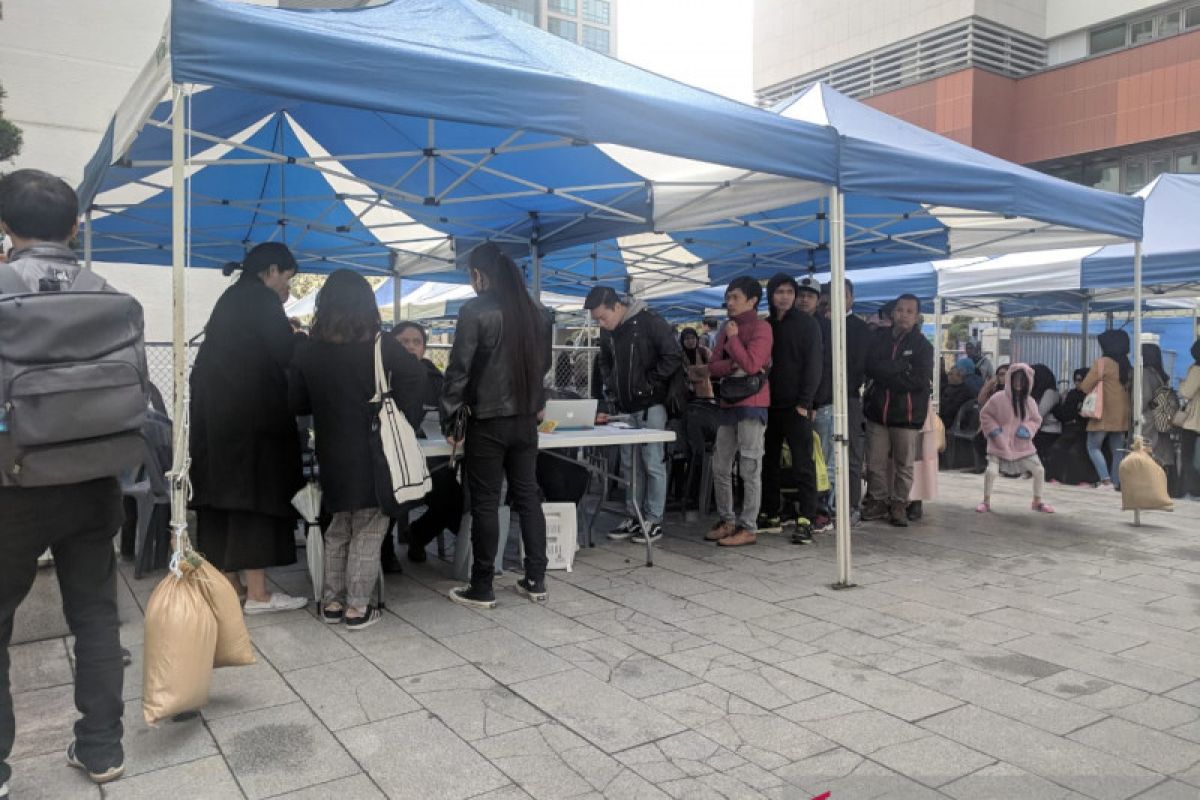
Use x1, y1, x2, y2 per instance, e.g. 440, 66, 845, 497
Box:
370, 334, 432, 516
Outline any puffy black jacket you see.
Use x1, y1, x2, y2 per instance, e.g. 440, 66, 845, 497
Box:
440, 293, 553, 433
767, 309, 822, 410
594, 304, 683, 413
814, 313, 873, 406
863, 326, 934, 430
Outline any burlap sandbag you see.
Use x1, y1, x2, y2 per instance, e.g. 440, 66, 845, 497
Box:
194, 559, 256, 668
142, 557, 218, 725
1119, 437, 1174, 512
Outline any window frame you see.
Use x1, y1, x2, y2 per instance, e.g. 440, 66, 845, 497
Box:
581, 24, 610, 53
547, 15, 578, 42
582, 0, 610, 25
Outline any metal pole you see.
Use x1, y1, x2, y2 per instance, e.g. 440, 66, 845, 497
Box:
1132, 241, 1144, 526
393, 275, 403, 323
829, 186, 853, 589
83, 209, 93, 270
932, 296, 944, 415
169, 83, 188, 545
531, 239, 542, 301
1080, 292, 1091, 368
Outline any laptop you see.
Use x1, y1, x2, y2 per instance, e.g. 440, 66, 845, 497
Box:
542, 399, 598, 432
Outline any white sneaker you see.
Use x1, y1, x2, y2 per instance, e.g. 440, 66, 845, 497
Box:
1, 780, 8, 797
243, 593, 308, 615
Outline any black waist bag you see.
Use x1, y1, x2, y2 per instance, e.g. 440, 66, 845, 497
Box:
719, 373, 764, 404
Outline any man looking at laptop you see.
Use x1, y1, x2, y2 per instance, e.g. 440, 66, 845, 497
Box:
585, 286, 683, 544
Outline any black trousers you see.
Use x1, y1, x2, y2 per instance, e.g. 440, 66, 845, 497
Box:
1, 479, 125, 784
464, 415, 548, 590
408, 464, 465, 547
761, 407, 817, 520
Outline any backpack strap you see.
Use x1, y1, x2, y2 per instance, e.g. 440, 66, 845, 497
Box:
0, 262, 30, 295
68, 268, 107, 292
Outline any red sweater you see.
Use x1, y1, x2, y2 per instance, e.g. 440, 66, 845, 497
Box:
708, 310, 773, 409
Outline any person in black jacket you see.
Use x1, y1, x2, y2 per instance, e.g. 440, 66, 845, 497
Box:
442, 243, 553, 609
586, 286, 683, 543
758, 273, 822, 541
862, 293, 934, 527
290, 270, 426, 629
191, 242, 309, 614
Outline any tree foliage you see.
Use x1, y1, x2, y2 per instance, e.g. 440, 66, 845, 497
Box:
0, 83, 23, 164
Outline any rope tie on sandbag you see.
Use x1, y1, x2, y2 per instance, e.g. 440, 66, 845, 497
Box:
167, 392, 194, 578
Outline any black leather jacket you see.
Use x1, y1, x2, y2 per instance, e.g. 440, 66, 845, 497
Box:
440, 292, 553, 433
593, 303, 683, 413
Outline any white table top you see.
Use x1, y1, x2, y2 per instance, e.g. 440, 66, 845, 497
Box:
419, 424, 676, 458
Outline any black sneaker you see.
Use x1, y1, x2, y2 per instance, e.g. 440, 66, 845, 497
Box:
756, 513, 783, 534
631, 523, 663, 544
67, 742, 124, 785
448, 585, 497, 609
906, 501, 923, 521
791, 526, 813, 545
344, 607, 382, 631
607, 518, 640, 541
321, 603, 345, 625
407, 542, 428, 563
515, 578, 548, 603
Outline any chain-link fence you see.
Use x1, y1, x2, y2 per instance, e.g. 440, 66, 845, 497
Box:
145, 342, 600, 406
1011, 332, 1177, 389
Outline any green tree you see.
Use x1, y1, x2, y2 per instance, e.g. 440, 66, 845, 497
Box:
945, 315, 972, 350
0, 82, 23, 164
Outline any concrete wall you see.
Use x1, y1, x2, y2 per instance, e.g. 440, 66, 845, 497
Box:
1044, 0, 1163, 37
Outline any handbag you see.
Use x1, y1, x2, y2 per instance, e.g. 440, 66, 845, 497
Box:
1080, 360, 1105, 420
369, 334, 432, 517
719, 372, 765, 403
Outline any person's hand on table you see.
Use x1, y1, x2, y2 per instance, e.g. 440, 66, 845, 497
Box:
595, 412, 610, 425
446, 435, 463, 448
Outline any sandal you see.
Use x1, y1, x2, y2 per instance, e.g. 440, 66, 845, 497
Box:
975, 502, 990, 513
1031, 501, 1055, 514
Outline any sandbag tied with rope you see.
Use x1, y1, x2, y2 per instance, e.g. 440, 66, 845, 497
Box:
1119, 436, 1174, 514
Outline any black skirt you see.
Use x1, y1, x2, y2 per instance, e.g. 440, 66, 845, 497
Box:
195, 507, 297, 572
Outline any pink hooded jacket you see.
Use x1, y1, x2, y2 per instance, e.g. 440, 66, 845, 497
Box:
978, 362, 1042, 461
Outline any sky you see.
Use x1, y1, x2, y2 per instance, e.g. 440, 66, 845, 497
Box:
617, 0, 754, 104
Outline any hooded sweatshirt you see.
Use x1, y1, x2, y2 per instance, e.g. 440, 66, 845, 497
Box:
979, 363, 1042, 461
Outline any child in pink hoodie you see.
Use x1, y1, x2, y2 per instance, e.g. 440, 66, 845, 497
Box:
976, 363, 1055, 514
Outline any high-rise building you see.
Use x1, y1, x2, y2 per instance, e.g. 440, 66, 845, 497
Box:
754, 1, 1200, 194
480, 0, 616, 56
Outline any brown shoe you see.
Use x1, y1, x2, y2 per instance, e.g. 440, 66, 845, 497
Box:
861, 500, 889, 521
888, 501, 909, 527
704, 520, 736, 541
718, 527, 757, 547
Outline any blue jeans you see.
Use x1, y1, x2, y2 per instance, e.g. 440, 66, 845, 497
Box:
622, 404, 668, 525
1086, 430, 1127, 487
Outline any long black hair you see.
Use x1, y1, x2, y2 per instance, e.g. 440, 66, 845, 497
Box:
1097, 329, 1133, 386
311, 269, 380, 344
1031, 364, 1056, 402
469, 243, 545, 410
680, 327, 705, 365
1142, 342, 1169, 384
1009, 365, 1031, 421
222, 241, 298, 279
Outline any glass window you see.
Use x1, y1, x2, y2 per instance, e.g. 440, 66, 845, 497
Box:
1130, 18, 1155, 44
1177, 148, 1200, 173
1149, 153, 1172, 181
1188, 6, 1200, 29
1044, 163, 1083, 184
1089, 23, 1126, 54
547, 16, 577, 42
582, 25, 610, 54
481, 0, 538, 25
1083, 159, 1121, 192
1160, 10, 1182, 36
1123, 157, 1148, 194
583, 0, 610, 25
548, 0, 576, 15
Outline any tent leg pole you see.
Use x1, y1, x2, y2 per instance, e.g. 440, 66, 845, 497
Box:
83, 210, 93, 271
1132, 241, 1144, 527
829, 186, 853, 590
1080, 294, 1091, 368
932, 296, 943, 416
531, 237, 542, 301
393, 273, 403, 323
169, 83, 188, 547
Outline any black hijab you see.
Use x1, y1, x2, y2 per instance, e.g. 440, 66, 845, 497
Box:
1031, 364, 1056, 402
1097, 329, 1133, 386
1142, 343, 1168, 384
1191, 337, 1200, 366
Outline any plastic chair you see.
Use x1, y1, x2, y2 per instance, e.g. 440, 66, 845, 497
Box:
121, 430, 171, 578
946, 400, 981, 470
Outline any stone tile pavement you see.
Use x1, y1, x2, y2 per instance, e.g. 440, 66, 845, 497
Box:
7, 471, 1200, 799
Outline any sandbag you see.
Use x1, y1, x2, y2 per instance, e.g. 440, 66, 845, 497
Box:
142, 556, 218, 725
1119, 437, 1174, 512
194, 559, 256, 668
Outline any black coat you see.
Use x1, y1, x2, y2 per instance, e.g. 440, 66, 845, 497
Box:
189, 278, 302, 518
767, 308, 822, 410
441, 293, 554, 433
594, 304, 683, 413
289, 336, 427, 513
814, 313, 873, 406
864, 325, 934, 429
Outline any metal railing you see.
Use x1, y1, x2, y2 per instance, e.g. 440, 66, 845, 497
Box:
1009, 332, 1176, 388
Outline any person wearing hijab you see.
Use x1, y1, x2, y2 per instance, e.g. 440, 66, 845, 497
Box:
1178, 338, 1200, 496
1080, 329, 1133, 488
1140, 343, 1175, 467
1045, 367, 1101, 485
1030, 364, 1061, 463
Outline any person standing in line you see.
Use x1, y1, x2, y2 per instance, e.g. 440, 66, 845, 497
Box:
1177, 339, 1200, 497
701, 318, 719, 351
0, 170, 127, 791
442, 244, 553, 609
679, 328, 718, 517
1080, 329, 1133, 489
862, 293, 934, 527
976, 363, 1055, 514
586, 286, 683, 544
704, 278, 773, 547
191, 242, 309, 614
1139, 343, 1175, 467
793, 276, 821, 316
758, 273, 822, 544
289, 271, 426, 630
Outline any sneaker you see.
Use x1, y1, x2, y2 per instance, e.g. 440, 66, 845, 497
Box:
243, 593, 308, 615
607, 518, 640, 541
705, 520, 736, 542
888, 502, 909, 528
791, 526, 813, 545
717, 527, 757, 547
906, 501, 923, 522
860, 500, 889, 521
975, 502, 991, 513
756, 513, 783, 534
321, 602, 345, 624
1031, 500, 1056, 514
448, 585, 497, 609
515, 577, 548, 602
631, 523, 663, 544
344, 607, 382, 631
67, 743, 124, 785
811, 514, 833, 533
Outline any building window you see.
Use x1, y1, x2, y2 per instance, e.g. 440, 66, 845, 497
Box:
583, 0, 610, 25
547, 16, 577, 42
582, 24, 610, 53
1129, 17, 1155, 45
1177, 149, 1200, 173
1083, 160, 1121, 193
1123, 157, 1149, 194
548, 0, 576, 15
1089, 23, 1127, 54
1160, 10, 1183, 36
1088, 4, 1199, 55
481, 0, 538, 25
1188, 6, 1200, 28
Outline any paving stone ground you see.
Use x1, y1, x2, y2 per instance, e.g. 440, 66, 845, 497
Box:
8, 471, 1200, 799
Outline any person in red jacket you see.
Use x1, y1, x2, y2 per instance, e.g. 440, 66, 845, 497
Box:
704, 277, 774, 547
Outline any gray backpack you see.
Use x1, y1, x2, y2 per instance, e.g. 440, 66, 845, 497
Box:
0, 264, 149, 487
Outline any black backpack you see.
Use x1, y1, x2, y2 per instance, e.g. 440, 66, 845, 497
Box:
0, 264, 149, 487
